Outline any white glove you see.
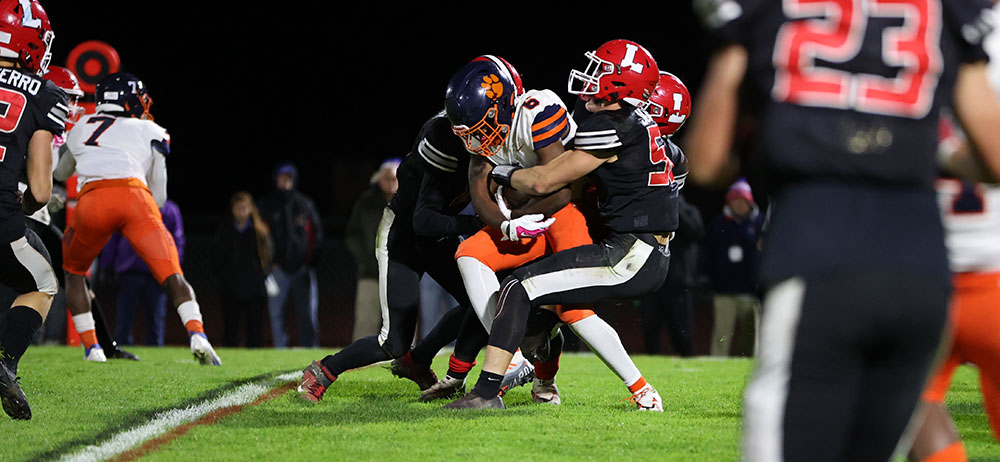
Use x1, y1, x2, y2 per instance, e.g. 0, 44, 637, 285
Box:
500, 214, 555, 241
494, 185, 513, 220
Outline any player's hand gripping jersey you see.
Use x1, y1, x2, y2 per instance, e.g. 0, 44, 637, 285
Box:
0, 71, 66, 241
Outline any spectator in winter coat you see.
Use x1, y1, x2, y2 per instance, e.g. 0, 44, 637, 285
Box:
705, 178, 765, 357
257, 163, 324, 348
345, 158, 399, 340
214, 191, 273, 348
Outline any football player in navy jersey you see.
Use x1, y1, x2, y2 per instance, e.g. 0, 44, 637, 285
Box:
686, 0, 1000, 460
297, 112, 485, 402
444, 39, 681, 410
0, 0, 66, 421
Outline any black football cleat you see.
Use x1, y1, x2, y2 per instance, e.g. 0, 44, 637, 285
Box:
442, 392, 505, 410
389, 354, 438, 391
106, 346, 140, 361
0, 362, 30, 420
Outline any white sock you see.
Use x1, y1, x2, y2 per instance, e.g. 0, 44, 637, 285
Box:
569, 315, 643, 387
176, 300, 203, 326
456, 256, 500, 332
72, 312, 95, 334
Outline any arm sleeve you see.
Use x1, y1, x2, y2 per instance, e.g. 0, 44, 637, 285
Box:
148, 150, 167, 208
412, 172, 483, 238
52, 143, 75, 182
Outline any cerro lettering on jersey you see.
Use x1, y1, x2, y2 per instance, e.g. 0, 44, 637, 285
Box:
0, 68, 41, 95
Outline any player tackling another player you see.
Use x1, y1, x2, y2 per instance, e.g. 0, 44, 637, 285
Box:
444, 39, 683, 410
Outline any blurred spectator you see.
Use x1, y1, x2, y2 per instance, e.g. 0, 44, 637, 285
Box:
98, 199, 184, 346
214, 191, 272, 348
705, 178, 764, 357
345, 158, 399, 341
640, 194, 704, 356
257, 162, 324, 348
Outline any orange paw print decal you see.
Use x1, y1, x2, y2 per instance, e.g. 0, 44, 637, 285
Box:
481, 74, 504, 99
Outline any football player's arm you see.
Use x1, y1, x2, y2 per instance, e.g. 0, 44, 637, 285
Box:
503, 148, 610, 196
148, 150, 168, 208
468, 155, 509, 229
22, 130, 54, 214
412, 172, 483, 238
508, 141, 573, 219
683, 43, 748, 187
52, 143, 75, 182
952, 61, 1000, 183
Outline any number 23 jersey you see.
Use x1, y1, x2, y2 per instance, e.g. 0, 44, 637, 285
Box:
698, 0, 992, 185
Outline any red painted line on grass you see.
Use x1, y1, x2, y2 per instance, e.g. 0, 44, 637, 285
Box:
110, 382, 295, 462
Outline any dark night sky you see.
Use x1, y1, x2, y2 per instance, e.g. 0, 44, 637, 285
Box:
46, 3, 714, 231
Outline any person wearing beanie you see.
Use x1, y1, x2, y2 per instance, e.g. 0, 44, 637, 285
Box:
257, 162, 324, 348
705, 178, 764, 357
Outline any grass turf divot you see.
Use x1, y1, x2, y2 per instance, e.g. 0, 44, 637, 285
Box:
57, 372, 299, 462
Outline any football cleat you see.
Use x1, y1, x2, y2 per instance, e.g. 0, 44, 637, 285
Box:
498, 357, 535, 397
442, 392, 505, 410
190, 333, 221, 366
389, 355, 438, 391
84, 345, 107, 362
419, 375, 466, 402
106, 346, 140, 361
626, 384, 663, 412
531, 378, 561, 405
297, 361, 335, 403
0, 361, 30, 420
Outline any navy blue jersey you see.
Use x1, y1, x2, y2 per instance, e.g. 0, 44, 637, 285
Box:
571, 105, 681, 234
388, 112, 480, 238
698, 0, 992, 186
0, 72, 67, 242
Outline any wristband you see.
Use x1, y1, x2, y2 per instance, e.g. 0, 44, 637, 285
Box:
490, 164, 521, 189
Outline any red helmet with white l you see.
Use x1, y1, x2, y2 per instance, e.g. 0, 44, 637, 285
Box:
0, 0, 53, 75
568, 39, 659, 107
646, 71, 691, 137
43, 65, 85, 123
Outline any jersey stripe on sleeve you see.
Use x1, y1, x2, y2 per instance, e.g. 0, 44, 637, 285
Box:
418, 138, 459, 173
531, 105, 570, 150
574, 128, 622, 151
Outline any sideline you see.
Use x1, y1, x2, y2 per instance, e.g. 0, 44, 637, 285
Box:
57, 372, 299, 462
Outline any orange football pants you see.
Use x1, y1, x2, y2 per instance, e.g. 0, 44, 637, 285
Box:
455, 203, 594, 324
922, 271, 1000, 442
63, 178, 183, 285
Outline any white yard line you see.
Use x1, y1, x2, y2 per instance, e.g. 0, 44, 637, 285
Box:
58, 372, 299, 462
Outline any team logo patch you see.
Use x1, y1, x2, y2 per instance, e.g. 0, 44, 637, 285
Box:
481, 74, 504, 100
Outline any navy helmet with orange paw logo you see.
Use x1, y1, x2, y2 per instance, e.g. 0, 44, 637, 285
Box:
444, 55, 524, 157
96, 72, 154, 120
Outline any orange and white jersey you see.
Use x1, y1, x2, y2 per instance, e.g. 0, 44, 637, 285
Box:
56, 112, 170, 206
487, 89, 575, 168
936, 179, 1000, 273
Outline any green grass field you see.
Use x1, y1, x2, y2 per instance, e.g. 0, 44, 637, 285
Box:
0, 347, 994, 461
